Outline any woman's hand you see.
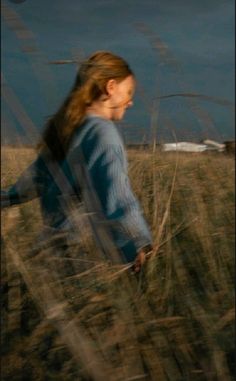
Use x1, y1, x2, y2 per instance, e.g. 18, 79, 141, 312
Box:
133, 245, 153, 273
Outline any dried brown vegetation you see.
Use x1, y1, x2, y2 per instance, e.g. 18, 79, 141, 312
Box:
1, 146, 235, 381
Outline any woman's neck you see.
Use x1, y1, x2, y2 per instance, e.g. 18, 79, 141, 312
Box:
86, 100, 112, 120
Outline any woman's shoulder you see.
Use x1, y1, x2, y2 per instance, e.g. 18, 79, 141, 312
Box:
71, 115, 122, 151
87, 116, 120, 142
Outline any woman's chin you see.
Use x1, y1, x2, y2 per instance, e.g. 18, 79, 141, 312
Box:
114, 111, 126, 121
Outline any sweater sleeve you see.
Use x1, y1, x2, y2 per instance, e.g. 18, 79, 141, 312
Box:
76, 120, 153, 262
1, 155, 47, 209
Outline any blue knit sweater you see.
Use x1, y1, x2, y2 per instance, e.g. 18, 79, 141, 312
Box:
1, 115, 152, 262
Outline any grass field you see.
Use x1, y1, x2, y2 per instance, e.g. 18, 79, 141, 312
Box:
1, 146, 235, 381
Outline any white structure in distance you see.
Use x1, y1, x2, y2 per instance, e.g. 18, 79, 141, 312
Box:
162, 140, 226, 152
163, 142, 208, 152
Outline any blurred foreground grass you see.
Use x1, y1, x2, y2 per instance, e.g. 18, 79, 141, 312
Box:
1, 146, 235, 381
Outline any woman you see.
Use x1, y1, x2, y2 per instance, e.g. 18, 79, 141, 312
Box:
1, 51, 152, 272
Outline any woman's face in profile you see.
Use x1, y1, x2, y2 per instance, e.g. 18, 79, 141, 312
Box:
108, 75, 136, 121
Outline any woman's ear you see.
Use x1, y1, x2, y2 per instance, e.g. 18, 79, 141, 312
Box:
106, 79, 117, 96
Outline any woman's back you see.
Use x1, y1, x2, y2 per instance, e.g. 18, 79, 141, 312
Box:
39, 115, 122, 228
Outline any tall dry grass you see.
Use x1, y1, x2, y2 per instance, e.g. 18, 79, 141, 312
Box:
1, 146, 235, 381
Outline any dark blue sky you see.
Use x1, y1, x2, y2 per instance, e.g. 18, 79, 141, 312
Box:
1, 0, 235, 144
